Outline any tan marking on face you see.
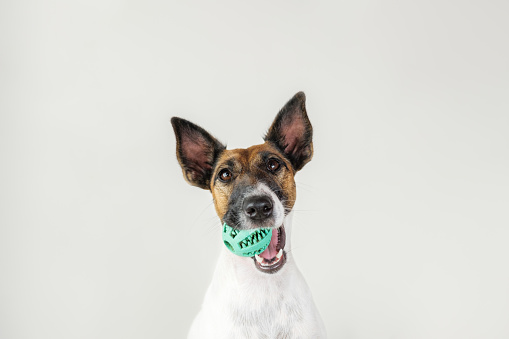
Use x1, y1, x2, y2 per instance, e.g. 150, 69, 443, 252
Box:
210, 142, 297, 220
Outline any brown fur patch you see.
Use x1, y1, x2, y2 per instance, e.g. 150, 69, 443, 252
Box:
210, 142, 297, 220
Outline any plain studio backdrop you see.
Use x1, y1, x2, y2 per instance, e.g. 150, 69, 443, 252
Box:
1, 1, 508, 338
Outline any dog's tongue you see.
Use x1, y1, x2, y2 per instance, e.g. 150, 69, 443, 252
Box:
259, 229, 278, 260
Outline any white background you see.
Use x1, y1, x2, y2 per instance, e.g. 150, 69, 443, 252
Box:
1, 1, 508, 338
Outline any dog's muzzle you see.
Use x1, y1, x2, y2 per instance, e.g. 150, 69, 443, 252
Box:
223, 184, 288, 273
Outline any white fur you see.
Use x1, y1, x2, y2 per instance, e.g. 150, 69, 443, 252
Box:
188, 212, 327, 339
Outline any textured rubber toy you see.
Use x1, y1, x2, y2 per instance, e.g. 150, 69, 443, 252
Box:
222, 223, 272, 257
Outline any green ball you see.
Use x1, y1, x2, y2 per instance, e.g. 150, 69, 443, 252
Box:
222, 223, 273, 257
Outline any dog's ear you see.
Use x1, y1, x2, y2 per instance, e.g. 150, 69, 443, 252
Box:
171, 117, 226, 190
265, 92, 313, 172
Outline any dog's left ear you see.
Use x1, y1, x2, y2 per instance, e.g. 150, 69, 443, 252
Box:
265, 92, 313, 172
171, 117, 226, 190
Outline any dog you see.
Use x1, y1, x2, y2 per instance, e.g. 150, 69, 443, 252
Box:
171, 92, 326, 339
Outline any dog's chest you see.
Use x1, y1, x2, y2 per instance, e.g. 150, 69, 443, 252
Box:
193, 262, 321, 339
224, 286, 306, 338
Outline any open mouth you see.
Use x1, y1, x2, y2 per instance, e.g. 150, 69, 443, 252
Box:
253, 225, 286, 273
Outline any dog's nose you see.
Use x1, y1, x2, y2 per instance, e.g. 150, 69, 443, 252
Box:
243, 196, 273, 220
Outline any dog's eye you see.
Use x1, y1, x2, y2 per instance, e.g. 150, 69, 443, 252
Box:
266, 158, 281, 172
218, 169, 233, 182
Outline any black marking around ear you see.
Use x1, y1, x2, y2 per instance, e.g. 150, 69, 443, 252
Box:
264, 92, 313, 172
171, 117, 226, 190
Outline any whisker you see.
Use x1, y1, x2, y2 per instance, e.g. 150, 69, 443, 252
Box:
295, 181, 316, 193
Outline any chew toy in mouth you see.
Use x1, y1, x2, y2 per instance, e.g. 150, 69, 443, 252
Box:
222, 223, 272, 257
222, 223, 287, 273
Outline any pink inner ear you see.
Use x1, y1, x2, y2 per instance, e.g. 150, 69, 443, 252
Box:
282, 115, 306, 155
181, 135, 211, 170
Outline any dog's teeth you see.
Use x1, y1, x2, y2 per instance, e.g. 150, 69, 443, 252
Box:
255, 250, 284, 267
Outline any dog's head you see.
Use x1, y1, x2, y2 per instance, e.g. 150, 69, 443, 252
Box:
171, 92, 313, 273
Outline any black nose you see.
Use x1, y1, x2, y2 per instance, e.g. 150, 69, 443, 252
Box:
243, 196, 273, 220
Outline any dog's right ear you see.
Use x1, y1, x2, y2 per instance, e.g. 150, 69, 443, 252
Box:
171, 117, 226, 190
265, 92, 313, 172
